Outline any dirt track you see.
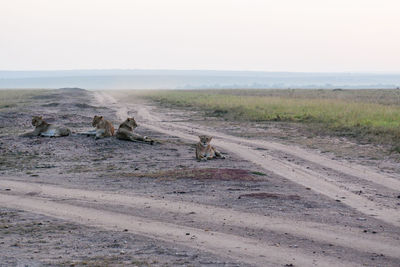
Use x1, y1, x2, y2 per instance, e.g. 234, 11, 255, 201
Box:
108, 92, 400, 264
1, 89, 399, 266
108, 93, 400, 227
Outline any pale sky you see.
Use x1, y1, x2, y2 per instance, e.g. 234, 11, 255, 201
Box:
1, 0, 399, 72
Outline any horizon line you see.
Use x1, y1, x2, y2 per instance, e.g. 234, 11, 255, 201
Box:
1, 68, 400, 74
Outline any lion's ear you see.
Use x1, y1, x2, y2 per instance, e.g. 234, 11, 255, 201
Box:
127, 118, 131, 121
100, 116, 103, 119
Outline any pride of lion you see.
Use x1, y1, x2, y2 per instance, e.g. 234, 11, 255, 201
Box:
22, 115, 225, 160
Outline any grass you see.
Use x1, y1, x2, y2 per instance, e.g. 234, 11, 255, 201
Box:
0, 89, 51, 108
138, 89, 400, 148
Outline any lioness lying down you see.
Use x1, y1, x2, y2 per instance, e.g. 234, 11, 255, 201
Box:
196, 135, 225, 161
21, 116, 71, 137
116, 117, 154, 144
92, 115, 115, 139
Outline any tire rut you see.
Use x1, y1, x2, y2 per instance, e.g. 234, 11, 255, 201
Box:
0, 188, 352, 267
131, 105, 400, 227
1, 179, 399, 259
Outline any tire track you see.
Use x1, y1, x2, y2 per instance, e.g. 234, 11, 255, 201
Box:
2, 179, 399, 259
0, 189, 353, 267
138, 106, 400, 191
133, 105, 400, 227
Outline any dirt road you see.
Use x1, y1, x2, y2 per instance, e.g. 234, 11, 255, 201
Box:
1, 89, 399, 266
122, 96, 400, 228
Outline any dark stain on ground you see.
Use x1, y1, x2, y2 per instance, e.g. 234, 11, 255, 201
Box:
117, 168, 262, 181
238, 192, 301, 200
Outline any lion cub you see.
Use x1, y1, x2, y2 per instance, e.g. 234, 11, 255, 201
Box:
22, 116, 71, 137
92, 115, 115, 139
196, 135, 224, 161
116, 117, 154, 144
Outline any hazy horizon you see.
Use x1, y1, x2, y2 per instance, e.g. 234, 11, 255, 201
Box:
1, 0, 399, 72
1, 69, 400, 74
1, 69, 399, 89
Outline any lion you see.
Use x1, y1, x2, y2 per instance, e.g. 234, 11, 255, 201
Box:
116, 117, 154, 144
196, 135, 225, 161
92, 115, 115, 139
21, 116, 71, 137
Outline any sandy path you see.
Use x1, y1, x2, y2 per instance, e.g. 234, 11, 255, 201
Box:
138, 106, 400, 191
94, 91, 128, 121
131, 105, 400, 227
0, 182, 358, 267
1, 179, 399, 260
173, 121, 400, 191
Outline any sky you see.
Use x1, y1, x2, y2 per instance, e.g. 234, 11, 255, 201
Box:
0, 0, 399, 72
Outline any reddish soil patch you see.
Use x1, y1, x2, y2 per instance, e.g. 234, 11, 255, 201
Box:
119, 168, 262, 181
238, 192, 301, 200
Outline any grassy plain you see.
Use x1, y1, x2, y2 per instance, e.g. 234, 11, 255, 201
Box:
0, 89, 50, 109
140, 89, 400, 151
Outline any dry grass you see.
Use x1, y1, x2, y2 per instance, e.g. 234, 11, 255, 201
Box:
0, 89, 51, 108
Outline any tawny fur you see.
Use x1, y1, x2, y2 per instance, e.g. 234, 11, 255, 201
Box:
21, 116, 71, 137
116, 117, 154, 144
196, 135, 224, 161
92, 115, 115, 139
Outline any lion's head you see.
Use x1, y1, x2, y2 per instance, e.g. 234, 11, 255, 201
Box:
32, 116, 44, 127
199, 135, 212, 146
123, 117, 138, 129
92, 115, 103, 127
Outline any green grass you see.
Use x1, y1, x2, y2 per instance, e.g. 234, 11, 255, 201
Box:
140, 89, 400, 146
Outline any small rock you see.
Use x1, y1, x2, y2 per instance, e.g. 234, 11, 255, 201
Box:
357, 217, 367, 221
186, 232, 190, 235
123, 229, 128, 232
